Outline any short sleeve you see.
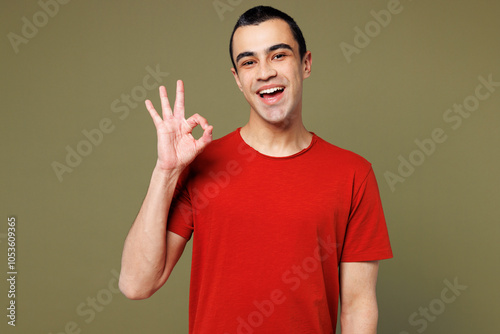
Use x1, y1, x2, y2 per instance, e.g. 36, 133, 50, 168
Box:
340, 167, 393, 262
167, 170, 194, 240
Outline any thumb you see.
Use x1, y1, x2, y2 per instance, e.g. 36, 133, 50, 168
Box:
195, 125, 213, 152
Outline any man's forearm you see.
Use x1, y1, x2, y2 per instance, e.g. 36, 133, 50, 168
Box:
119, 165, 182, 299
340, 301, 378, 334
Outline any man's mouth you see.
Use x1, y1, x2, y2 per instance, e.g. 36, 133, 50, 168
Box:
258, 86, 285, 98
257, 86, 285, 105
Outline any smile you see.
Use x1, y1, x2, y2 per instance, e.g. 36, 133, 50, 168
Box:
258, 86, 284, 97
257, 86, 285, 105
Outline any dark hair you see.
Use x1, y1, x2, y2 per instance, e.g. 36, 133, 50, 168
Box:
229, 6, 307, 71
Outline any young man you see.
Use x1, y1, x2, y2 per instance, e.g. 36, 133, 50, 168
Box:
119, 6, 392, 334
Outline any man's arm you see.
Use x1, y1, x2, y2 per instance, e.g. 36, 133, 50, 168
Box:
119, 81, 212, 300
339, 261, 380, 334
119, 167, 187, 300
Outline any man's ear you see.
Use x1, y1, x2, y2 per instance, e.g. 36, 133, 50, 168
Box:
231, 67, 243, 92
302, 51, 312, 79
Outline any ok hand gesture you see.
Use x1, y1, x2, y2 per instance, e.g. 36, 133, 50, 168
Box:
145, 80, 213, 172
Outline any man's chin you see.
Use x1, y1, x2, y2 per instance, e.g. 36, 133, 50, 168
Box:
260, 113, 294, 129
250, 104, 297, 128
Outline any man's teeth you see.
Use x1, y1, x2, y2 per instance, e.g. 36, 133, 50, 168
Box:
259, 87, 284, 96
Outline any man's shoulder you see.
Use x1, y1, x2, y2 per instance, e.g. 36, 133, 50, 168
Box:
312, 134, 372, 171
188, 128, 242, 170
199, 128, 240, 156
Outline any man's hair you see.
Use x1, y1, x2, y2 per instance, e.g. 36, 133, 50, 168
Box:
229, 6, 307, 71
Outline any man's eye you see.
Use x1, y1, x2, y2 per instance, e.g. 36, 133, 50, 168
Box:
242, 61, 254, 66
274, 54, 285, 60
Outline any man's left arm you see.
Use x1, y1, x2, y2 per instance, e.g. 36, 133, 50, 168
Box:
339, 261, 380, 334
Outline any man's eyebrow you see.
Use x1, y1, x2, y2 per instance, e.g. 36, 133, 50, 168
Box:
235, 43, 294, 65
267, 43, 293, 53
236, 51, 255, 64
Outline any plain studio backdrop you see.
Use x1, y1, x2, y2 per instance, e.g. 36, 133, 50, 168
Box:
1, 1, 499, 333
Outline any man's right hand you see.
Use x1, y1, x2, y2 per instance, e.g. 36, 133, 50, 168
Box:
119, 80, 209, 300
145, 80, 213, 172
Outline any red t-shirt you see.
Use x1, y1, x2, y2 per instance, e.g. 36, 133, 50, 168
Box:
168, 128, 393, 334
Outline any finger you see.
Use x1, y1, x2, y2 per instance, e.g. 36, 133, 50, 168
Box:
173, 80, 185, 119
145, 99, 163, 127
196, 125, 213, 150
186, 113, 209, 131
159, 85, 173, 118
186, 114, 213, 151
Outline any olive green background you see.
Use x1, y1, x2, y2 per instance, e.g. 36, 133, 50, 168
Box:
1, 0, 499, 333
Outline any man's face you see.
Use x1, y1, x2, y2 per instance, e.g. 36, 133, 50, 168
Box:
231, 19, 311, 127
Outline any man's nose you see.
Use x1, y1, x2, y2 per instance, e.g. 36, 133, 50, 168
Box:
257, 61, 277, 81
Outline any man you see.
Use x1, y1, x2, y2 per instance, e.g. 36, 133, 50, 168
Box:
119, 6, 392, 334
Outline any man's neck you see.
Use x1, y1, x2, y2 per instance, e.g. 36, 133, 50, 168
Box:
240, 117, 313, 157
